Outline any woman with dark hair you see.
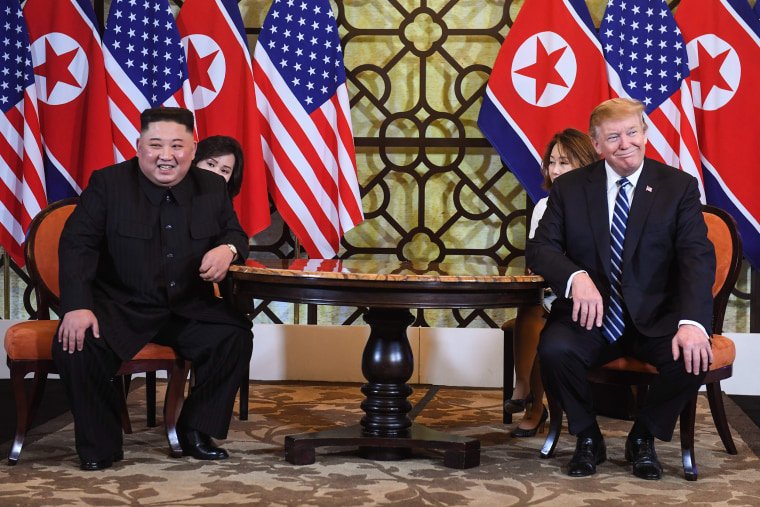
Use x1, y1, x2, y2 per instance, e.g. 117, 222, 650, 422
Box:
193, 135, 245, 197
507, 128, 599, 437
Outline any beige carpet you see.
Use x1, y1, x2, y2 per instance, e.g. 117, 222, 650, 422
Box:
2, 381, 760, 506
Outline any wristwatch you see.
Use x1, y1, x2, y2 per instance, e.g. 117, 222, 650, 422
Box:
226, 243, 238, 261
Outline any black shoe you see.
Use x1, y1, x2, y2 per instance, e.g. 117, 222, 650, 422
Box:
80, 450, 124, 471
504, 394, 534, 414
625, 436, 662, 480
567, 436, 606, 477
179, 428, 229, 460
510, 406, 548, 438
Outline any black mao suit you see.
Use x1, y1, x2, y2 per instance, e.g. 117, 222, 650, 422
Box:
52, 158, 253, 462
526, 158, 715, 441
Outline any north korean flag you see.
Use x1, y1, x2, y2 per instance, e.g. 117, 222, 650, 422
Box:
178, 0, 271, 236
676, 0, 760, 268
24, 0, 114, 202
477, 0, 609, 203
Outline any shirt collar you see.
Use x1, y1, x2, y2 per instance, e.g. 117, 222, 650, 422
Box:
604, 160, 644, 192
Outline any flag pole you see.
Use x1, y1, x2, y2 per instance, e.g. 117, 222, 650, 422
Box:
293, 238, 301, 324
2, 248, 10, 319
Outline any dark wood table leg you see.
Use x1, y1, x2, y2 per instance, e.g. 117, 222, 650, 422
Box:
284, 307, 480, 469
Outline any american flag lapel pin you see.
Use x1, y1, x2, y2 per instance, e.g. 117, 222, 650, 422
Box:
646, 186, 653, 192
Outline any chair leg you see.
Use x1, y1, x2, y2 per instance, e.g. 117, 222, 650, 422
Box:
503, 324, 514, 425
114, 377, 133, 434
26, 367, 49, 433
146, 372, 157, 428
679, 395, 699, 481
540, 393, 563, 459
705, 381, 737, 455
164, 360, 190, 458
239, 367, 249, 421
7, 365, 32, 465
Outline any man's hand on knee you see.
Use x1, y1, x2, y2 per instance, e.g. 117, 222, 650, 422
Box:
671, 324, 713, 375
58, 309, 100, 353
571, 273, 604, 330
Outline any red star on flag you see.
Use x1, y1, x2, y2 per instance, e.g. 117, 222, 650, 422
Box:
33, 38, 80, 97
186, 39, 218, 93
514, 39, 568, 103
691, 41, 733, 98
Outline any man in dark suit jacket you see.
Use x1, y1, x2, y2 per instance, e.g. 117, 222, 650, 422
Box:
526, 98, 715, 480
53, 107, 253, 471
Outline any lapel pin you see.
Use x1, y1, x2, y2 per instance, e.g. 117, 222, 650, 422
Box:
646, 185, 653, 192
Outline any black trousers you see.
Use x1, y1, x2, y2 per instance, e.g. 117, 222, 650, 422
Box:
538, 305, 706, 441
52, 316, 252, 461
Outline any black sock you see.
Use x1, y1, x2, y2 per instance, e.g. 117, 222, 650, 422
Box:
578, 421, 602, 440
628, 420, 652, 440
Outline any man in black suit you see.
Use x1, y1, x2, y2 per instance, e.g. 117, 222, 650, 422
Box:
526, 98, 715, 480
53, 107, 252, 471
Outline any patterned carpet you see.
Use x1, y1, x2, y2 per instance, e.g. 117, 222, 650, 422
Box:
2, 381, 760, 506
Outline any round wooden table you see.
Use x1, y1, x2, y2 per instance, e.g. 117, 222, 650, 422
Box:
228, 258, 543, 468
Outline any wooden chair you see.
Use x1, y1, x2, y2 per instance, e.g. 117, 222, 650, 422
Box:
4, 198, 190, 465
539, 205, 742, 481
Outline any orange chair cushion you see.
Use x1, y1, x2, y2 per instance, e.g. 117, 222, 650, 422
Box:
4, 321, 59, 360
4, 320, 177, 361
599, 334, 735, 374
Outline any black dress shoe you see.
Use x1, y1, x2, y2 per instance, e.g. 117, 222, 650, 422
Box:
567, 436, 606, 477
625, 436, 662, 480
80, 450, 124, 471
179, 429, 229, 460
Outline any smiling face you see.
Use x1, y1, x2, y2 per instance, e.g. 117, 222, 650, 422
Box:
592, 113, 647, 177
136, 120, 196, 187
547, 143, 577, 182
196, 153, 236, 183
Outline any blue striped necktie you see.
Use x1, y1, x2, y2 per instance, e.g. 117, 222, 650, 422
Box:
602, 177, 631, 343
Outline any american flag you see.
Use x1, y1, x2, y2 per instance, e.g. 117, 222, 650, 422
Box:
103, 0, 193, 162
600, 0, 704, 199
253, 0, 363, 258
0, 0, 46, 267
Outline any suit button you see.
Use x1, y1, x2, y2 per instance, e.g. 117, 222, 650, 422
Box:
165, 224, 173, 230
168, 281, 176, 288
166, 253, 174, 259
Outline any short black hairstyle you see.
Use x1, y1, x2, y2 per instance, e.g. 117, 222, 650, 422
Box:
140, 107, 194, 133
193, 135, 245, 197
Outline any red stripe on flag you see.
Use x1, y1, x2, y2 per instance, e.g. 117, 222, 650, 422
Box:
254, 62, 339, 202
105, 73, 141, 159
259, 157, 322, 256
20, 99, 47, 208
257, 103, 340, 250
255, 65, 340, 246
264, 96, 339, 205
0, 172, 32, 227
0, 227, 23, 266
331, 94, 363, 227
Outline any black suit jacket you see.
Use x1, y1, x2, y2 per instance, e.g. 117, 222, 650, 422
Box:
59, 158, 251, 360
526, 158, 715, 338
